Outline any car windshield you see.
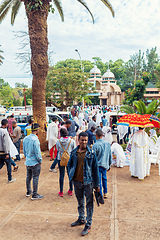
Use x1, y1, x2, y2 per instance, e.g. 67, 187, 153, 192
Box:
14, 115, 33, 123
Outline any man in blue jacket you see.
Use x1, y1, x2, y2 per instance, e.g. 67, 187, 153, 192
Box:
92, 129, 112, 199
64, 118, 79, 141
23, 123, 43, 200
67, 131, 100, 236
86, 126, 96, 147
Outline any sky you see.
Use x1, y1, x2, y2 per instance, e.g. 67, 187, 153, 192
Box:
0, 0, 160, 87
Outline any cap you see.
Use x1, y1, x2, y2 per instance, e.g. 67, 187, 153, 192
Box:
31, 123, 39, 131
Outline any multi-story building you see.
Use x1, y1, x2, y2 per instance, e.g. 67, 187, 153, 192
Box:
88, 65, 124, 105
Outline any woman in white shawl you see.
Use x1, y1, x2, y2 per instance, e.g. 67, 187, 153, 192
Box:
46, 116, 58, 160
102, 126, 113, 144
130, 128, 150, 180
149, 129, 157, 154
111, 141, 125, 167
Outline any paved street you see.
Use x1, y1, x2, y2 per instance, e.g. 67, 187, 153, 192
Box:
0, 154, 160, 240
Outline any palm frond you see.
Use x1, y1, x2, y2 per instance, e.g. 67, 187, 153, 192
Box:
77, 0, 94, 23
11, 0, 21, 25
101, 0, 115, 17
0, 0, 13, 23
134, 101, 146, 114
146, 100, 158, 114
120, 105, 135, 114
53, 0, 64, 21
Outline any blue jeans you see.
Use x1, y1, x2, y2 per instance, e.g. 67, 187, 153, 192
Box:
26, 164, 41, 196
11, 158, 16, 167
99, 166, 107, 196
0, 154, 12, 181
58, 161, 73, 193
73, 181, 94, 227
14, 138, 21, 161
50, 157, 58, 169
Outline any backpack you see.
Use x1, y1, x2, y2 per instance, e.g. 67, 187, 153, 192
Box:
59, 139, 72, 166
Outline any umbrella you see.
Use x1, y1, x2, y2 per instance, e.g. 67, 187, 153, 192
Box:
149, 115, 160, 128
117, 114, 154, 128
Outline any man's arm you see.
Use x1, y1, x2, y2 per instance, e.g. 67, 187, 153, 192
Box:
33, 140, 42, 163
92, 152, 100, 190
74, 121, 79, 132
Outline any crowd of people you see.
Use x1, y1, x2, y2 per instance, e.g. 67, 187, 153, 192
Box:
0, 105, 160, 236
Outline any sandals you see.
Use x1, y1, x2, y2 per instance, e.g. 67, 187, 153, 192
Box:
13, 166, 19, 172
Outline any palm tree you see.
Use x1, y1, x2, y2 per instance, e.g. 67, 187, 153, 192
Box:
120, 100, 160, 117
0, 45, 4, 65
0, 0, 114, 148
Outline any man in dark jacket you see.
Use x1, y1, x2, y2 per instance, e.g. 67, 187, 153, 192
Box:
67, 131, 100, 236
86, 126, 96, 147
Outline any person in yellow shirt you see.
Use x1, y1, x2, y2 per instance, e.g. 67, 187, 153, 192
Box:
24, 118, 34, 136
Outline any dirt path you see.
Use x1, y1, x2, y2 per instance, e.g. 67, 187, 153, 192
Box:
0, 154, 160, 240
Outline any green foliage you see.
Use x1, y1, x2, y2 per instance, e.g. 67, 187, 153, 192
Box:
120, 100, 160, 116
46, 67, 94, 110
26, 0, 43, 12
119, 105, 135, 114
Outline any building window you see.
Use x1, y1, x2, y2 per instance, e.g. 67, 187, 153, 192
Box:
146, 91, 159, 94
110, 81, 115, 83
102, 81, 108, 83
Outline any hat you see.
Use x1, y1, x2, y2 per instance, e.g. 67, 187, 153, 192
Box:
52, 116, 57, 121
94, 191, 104, 207
31, 123, 39, 131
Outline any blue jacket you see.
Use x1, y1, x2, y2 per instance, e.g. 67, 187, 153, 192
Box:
67, 145, 100, 188
67, 120, 79, 137
92, 139, 112, 170
23, 134, 42, 166
86, 129, 96, 145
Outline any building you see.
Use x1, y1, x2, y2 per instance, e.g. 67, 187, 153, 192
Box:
88, 65, 124, 105
144, 82, 160, 102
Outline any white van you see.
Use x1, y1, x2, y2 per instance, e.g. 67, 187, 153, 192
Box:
105, 111, 126, 132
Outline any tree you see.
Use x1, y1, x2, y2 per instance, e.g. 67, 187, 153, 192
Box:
0, 85, 14, 108
53, 59, 94, 73
120, 100, 160, 116
0, 45, 4, 65
46, 67, 94, 110
0, 0, 114, 148
146, 47, 159, 84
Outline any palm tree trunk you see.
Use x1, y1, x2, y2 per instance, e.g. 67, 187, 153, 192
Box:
24, 1, 49, 150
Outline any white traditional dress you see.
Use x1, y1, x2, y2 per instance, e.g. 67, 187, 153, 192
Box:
117, 125, 128, 141
130, 129, 150, 180
102, 126, 113, 144
46, 122, 58, 151
111, 143, 125, 167
149, 129, 157, 154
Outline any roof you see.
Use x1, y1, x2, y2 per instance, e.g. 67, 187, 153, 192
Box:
146, 82, 156, 88
102, 69, 115, 79
90, 65, 101, 74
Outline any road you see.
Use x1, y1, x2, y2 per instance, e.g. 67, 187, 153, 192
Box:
0, 153, 160, 240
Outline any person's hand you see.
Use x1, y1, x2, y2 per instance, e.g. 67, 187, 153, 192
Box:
107, 167, 111, 172
5, 154, 9, 159
95, 187, 100, 192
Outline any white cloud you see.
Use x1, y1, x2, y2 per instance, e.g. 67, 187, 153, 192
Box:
1, 0, 160, 86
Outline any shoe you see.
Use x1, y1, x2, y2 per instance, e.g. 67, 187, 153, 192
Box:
68, 190, 73, 196
50, 158, 54, 161
49, 168, 57, 173
58, 191, 63, 197
31, 194, 44, 200
104, 193, 108, 199
13, 166, 18, 172
26, 190, 32, 197
81, 225, 91, 236
71, 219, 86, 227
8, 178, 16, 183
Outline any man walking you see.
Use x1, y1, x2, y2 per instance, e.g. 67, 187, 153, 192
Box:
92, 129, 112, 198
46, 116, 58, 161
10, 121, 21, 161
68, 132, 100, 236
64, 118, 79, 141
23, 123, 43, 200
88, 115, 96, 130
0, 119, 16, 183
